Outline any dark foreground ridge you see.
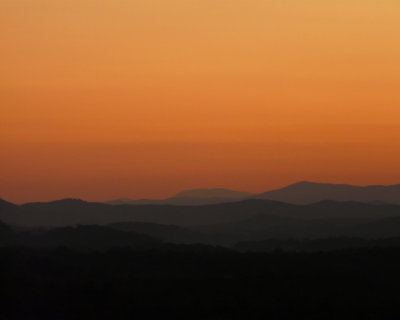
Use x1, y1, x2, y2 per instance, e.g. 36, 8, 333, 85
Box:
2, 198, 400, 245
5, 220, 400, 252
2, 191, 400, 319
2, 217, 400, 319
3, 246, 400, 319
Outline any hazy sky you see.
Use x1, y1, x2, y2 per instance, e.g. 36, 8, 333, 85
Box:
1, 0, 400, 203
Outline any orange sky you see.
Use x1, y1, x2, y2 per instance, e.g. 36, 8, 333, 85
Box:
1, 0, 400, 203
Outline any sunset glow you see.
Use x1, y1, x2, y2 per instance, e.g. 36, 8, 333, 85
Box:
1, 0, 400, 203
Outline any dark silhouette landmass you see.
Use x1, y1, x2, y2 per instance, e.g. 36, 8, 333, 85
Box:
234, 237, 400, 252
106, 188, 251, 205
3, 245, 400, 319
105, 182, 400, 205
255, 181, 400, 204
0, 222, 227, 252
0, 198, 18, 210
2, 183, 400, 319
2, 197, 400, 244
108, 221, 206, 243
4, 218, 400, 253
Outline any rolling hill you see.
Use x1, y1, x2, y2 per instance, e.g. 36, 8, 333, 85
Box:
106, 188, 251, 206
254, 181, 400, 204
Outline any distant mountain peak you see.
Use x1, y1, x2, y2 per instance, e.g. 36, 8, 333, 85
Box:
104, 198, 135, 205
288, 181, 347, 187
171, 188, 251, 199
49, 198, 88, 204
104, 182, 400, 206
0, 198, 17, 208
52, 198, 86, 203
294, 181, 314, 185
255, 182, 400, 205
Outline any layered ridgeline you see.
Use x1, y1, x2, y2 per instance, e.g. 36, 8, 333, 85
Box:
255, 181, 400, 205
105, 182, 400, 205
106, 188, 251, 205
2, 197, 400, 245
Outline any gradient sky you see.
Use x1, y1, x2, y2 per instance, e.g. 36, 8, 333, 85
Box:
1, 0, 400, 203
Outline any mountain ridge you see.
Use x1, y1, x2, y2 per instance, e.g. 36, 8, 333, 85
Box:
255, 181, 400, 204
4, 181, 400, 207
104, 181, 400, 206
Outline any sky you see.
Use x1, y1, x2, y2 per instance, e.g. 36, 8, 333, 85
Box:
1, 0, 400, 203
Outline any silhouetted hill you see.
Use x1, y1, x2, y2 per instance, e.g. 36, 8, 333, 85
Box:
195, 204, 400, 244
0, 220, 14, 242
166, 188, 251, 204
350, 216, 400, 238
20, 225, 161, 250
0, 198, 301, 227
194, 214, 362, 244
0, 198, 17, 210
105, 198, 138, 205
1, 198, 400, 224
108, 222, 206, 243
172, 188, 250, 199
0, 220, 228, 252
255, 181, 400, 204
308, 200, 400, 218
3, 198, 400, 244
9, 198, 109, 226
106, 188, 251, 205
24, 198, 96, 208
106, 197, 246, 206
234, 237, 400, 252
105, 182, 400, 206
